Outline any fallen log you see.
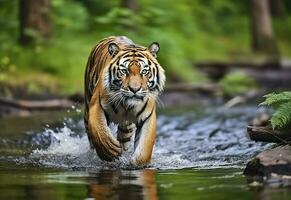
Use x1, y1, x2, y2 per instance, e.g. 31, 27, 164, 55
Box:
194, 60, 291, 90
0, 97, 74, 111
247, 125, 291, 144
194, 59, 281, 80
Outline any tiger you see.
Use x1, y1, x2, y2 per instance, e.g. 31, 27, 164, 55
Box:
84, 36, 165, 166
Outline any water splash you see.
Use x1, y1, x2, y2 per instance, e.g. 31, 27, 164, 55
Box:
5, 106, 271, 170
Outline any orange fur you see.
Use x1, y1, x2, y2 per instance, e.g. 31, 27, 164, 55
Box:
84, 36, 165, 165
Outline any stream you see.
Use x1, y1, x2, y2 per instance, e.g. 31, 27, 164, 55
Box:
0, 105, 290, 199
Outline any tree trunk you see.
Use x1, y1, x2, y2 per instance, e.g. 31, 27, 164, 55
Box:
121, 0, 138, 12
19, 0, 51, 45
269, 0, 286, 18
250, 0, 278, 54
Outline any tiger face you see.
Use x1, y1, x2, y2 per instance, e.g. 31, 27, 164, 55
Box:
104, 42, 165, 106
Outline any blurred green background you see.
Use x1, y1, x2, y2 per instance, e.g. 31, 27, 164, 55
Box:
1, 0, 291, 95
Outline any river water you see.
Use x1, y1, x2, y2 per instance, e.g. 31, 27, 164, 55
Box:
0, 106, 290, 199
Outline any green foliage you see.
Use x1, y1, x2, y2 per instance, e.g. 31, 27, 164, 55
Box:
52, 0, 89, 30
260, 91, 291, 130
219, 71, 256, 96
0, 0, 291, 94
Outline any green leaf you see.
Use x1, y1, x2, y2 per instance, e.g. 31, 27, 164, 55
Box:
260, 91, 291, 109
270, 101, 291, 130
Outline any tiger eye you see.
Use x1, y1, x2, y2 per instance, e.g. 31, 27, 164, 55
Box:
120, 69, 128, 74
141, 69, 148, 75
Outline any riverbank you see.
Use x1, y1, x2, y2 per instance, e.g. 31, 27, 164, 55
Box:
244, 115, 291, 188
2, 58, 291, 117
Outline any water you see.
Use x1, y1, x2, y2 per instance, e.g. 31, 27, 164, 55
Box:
0, 106, 290, 199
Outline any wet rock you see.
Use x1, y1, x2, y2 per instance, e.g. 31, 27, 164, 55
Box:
244, 145, 291, 187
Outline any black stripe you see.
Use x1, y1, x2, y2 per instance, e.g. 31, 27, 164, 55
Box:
118, 137, 131, 143
113, 66, 117, 76
108, 63, 113, 83
127, 105, 134, 110
84, 117, 88, 123
113, 80, 121, 86
118, 126, 133, 133
103, 111, 110, 126
92, 68, 97, 82
123, 54, 133, 58
152, 67, 156, 81
84, 117, 88, 131
137, 108, 154, 131
149, 85, 159, 92
148, 71, 152, 78
122, 58, 131, 63
137, 58, 144, 63
108, 56, 121, 84
136, 99, 148, 118
134, 54, 145, 58
134, 108, 154, 148
155, 63, 160, 85
136, 53, 145, 57
119, 51, 132, 58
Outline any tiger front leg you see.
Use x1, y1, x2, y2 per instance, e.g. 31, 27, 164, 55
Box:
117, 123, 136, 151
131, 110, 156, 166
88, 93, 122, 162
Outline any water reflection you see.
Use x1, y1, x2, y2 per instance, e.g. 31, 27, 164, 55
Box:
0, 167, 158, 200
86, 170, 158, 200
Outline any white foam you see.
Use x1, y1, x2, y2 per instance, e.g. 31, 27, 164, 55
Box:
33, 127, 90, 156
26, 106, 271, 170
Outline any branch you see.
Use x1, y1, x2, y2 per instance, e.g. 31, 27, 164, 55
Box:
0, 97, 73, 111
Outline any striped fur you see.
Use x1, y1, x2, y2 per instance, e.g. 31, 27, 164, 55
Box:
84, 36, 165, 165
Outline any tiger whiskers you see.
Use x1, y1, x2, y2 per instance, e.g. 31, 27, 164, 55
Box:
115, 95, 124, 108
108, 92, 122, 105
148, 92, 164, 108
156, 96, 164, 108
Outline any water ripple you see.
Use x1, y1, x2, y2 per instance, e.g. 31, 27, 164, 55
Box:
2, 106, 271, 170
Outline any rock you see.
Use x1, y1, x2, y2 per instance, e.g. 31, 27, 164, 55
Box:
244, 145, 291, 188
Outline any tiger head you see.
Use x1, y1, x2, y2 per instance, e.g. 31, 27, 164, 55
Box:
104, 42, 165, 106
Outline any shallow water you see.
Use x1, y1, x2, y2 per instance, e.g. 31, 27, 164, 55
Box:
0, 106, 290, 199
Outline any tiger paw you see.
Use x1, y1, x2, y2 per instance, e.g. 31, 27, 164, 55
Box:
117, 123, 136, 151
130, 153, 151, 167
94, 134, 123, 162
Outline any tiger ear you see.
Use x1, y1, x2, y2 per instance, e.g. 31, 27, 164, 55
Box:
108, 43, 120, 57
148, 42, 160, 58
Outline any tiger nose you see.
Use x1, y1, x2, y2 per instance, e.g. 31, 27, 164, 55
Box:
128, 86, 141, 94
